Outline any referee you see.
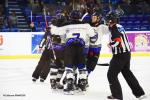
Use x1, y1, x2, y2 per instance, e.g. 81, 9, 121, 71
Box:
32, 28, 53, 82
106, 13, 146, 100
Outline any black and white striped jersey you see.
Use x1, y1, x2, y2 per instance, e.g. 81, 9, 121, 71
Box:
39, 32, 49, 49
39, 32, 63, 50
109, 24, 131, 55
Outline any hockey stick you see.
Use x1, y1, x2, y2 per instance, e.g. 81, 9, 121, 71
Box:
97, 63, 109, 66
43, 8, 56, 60
44, 9, 66, 85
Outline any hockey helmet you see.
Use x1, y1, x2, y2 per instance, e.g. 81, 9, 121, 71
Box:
106, 12, 119, 23
55, 13, 65, 20
70, 10, 81, 20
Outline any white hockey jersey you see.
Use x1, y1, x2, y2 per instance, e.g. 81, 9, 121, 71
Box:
51, 23, 96, 46
91, 24, 110, 46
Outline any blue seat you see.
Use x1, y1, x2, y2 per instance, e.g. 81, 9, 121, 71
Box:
10, 28, 19, 32
2, 28, 10, 32
128, 14, 136, 21
36, 28, 44, 32
126, 21, 133, 26
140, 26, 149, 31
131, 26, 140, 31
125, 26, 132, 31
36, 15, 44, 22
134, 21, 141, 25
46, 16, 52, 21
23, 7, 32, 17
136, 14, 143, 21
34, 21, 40, 28
141, 20, 149, 25
40, 22, 46, 28
120, 15, 128, 21
119, 21, 126, 26
28, 16, 36, 22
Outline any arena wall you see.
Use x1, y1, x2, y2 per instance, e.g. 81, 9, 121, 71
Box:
0, 31, 150, 59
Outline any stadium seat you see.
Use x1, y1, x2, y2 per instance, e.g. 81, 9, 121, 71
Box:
40, 22, 46, 28
142, 20, 149, 25
10, 28, 19, 32
120, 15, 128, 21
134, 21, 141, 25
135, 14, 143, 21
28, 16, 36, 22
125, 26, 132, 31
34, 21, 40, 28
36, 15, 44, 22
140, 26, 149, 31
126, 21, 133, 26
132, 26, 140, 31
119, 21, 126, 26
36, 28, 44, 32
2, 28, 10, 32
128, 14, 136, 21
46, 16, 52, 22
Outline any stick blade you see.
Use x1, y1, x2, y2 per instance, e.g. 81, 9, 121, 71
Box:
97, 63, 109, 66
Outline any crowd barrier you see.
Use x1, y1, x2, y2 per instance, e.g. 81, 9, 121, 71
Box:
0, 31, 150, 59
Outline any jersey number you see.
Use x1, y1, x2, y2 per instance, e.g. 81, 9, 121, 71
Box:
73, 33, 80, 38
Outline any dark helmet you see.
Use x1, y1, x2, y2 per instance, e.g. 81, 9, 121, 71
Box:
92, 12, 102, 19
86, 3, 95, 9
86, 3, 96, 14
70, 10, 81, 20
55, 13, 65, 20
106, 12, 119, 23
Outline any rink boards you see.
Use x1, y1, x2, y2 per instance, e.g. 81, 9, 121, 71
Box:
0, 31, 150, 59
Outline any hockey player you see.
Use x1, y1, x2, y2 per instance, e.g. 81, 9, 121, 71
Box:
49, 34, 65, 89
106, 13, 146, 100
81, 3, 95, 24
49, 12, 66, 89
85, 13, 110, 88
50, 10, 97, 94
86, 13, 110, 74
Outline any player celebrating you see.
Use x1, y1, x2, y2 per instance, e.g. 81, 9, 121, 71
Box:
49, 12, 66, 89
50, 10, 97, 94
86, 13, 110, 75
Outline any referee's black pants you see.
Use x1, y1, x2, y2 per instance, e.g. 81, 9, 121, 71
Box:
32, 48, 52, 80
107, 52, 145, 100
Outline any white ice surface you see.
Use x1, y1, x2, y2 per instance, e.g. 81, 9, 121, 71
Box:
0, 57, 150, 100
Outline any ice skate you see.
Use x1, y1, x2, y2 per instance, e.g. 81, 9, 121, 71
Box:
63, 78, 74, 95
137, 95, 147, 100
50, 79, 57, 89
57, 83, 64, 89
78, 79, 87, 91
32, 77, 37, 82
40, 78, 44, 82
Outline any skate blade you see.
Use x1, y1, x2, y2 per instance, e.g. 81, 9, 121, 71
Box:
51, 88, 63, 94
74, 89, 86, 95
138, 95, 147, 100
64, 91, 74, 95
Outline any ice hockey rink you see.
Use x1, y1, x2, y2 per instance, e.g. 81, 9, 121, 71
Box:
0, 57, 150, 100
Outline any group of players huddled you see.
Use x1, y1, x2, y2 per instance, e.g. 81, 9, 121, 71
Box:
32, 4, 112, 95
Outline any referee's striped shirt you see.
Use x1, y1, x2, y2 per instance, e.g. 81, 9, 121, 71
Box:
109, 24, 131, 55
